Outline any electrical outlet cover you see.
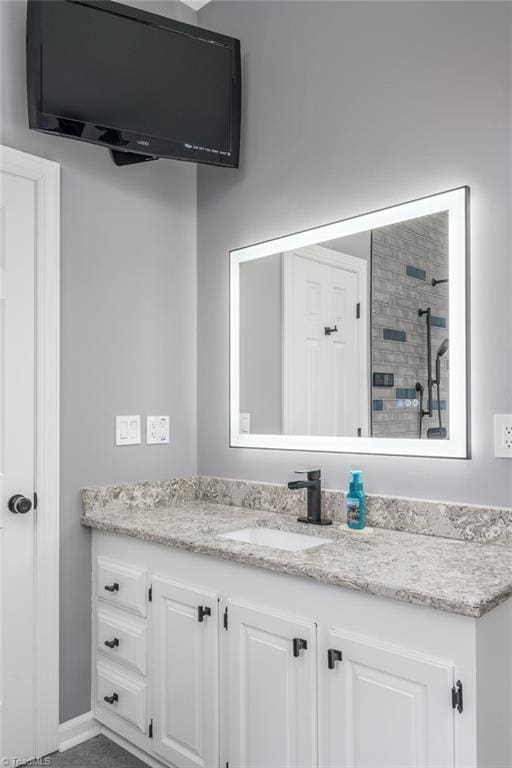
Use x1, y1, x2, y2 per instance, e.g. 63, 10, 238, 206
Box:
494, 414, 512, 458
146, 415, 170, 444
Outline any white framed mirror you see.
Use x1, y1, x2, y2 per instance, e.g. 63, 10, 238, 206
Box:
230, 187, 469, 458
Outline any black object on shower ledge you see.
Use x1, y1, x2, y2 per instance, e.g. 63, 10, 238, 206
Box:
415, 382, 424, 439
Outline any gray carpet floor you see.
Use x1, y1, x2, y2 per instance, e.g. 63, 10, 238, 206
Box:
46, 735, 147, 767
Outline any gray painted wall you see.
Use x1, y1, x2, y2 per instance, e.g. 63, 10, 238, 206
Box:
197, 0, 512, 506
239, 253, 283, 433
1, 0, 197, 721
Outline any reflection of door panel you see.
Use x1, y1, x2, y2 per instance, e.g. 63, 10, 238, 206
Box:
283, 245, 368, 436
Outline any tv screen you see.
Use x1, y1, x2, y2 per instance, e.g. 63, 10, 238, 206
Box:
27, 0, 241, 167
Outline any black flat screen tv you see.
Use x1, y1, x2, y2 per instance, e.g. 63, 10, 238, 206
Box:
27, 0, 241, 167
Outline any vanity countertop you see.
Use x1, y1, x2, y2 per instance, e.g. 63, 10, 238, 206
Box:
81, 497, 512, 618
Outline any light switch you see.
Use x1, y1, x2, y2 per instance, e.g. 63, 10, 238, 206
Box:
116, 415, 141, 446
146, 415, 170, 444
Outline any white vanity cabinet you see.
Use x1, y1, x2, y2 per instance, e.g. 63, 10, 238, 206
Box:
320, 629, 455, 768
226, 601, 317, 768
151, 577, 219, 768
91, 530, 511, 768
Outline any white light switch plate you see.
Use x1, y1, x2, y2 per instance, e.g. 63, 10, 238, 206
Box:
116, 415, 141, 446
494, 414, 512, 458
146, 415, 170, 444
240, 413, 251, 434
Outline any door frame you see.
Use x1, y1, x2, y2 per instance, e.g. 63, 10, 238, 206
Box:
282, 244, 369, 436
1, 145, 60, 757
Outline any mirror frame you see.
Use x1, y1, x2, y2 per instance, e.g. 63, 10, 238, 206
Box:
230, 187, 470, 458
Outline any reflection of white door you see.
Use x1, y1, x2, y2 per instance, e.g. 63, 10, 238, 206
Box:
283, 245, 368, 437
0, 146, 60, 763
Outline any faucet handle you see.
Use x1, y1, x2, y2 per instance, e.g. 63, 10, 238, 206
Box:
293, 468, 321, 481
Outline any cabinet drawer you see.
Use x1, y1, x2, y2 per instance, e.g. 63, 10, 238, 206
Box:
97, 609, 147, 675
96, 661, 148, 734
97, 556, 148, 617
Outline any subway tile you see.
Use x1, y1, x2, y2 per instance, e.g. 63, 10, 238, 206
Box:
431, 315, 447, 328
383, 328, 407, 343
372, 400, 384, 411
406, 265, 427, 281
396, 388, 419, 399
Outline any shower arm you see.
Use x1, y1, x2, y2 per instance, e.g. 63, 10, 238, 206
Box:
418, 307, 433, 418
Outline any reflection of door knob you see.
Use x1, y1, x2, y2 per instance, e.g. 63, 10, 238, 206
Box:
8, 494, 32, 514
324, 325, 338, 336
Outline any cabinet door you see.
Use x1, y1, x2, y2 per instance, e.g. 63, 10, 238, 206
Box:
151, 577, 219, 768
320, 629, 455, 768
227, 601, 317, 768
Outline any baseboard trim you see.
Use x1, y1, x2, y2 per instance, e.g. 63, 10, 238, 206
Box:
100, 726, 166, 768
58, 711, 102, 752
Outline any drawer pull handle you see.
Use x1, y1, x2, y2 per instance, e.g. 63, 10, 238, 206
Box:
197, 605, 211, 623
104, 583, 119, 593
104, 638, 119, 649
327, 648, 343, 669
104, 693, 119, 705
292, 637, 308, 657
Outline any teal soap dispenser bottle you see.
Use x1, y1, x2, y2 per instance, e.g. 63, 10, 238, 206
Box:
346, 470, 366, 530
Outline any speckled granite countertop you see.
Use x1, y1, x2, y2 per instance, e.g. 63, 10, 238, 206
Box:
81, 496, 512, 618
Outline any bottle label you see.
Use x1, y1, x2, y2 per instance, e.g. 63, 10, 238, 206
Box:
347, 499, 360, 525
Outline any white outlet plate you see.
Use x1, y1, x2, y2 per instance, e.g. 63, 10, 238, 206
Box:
116, 415, 141, 446
146, 415, 170, 444
494, 414, 512, 458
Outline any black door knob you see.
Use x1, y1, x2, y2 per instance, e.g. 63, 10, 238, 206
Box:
8, 494, 33, 514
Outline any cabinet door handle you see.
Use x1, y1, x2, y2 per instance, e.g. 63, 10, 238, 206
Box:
104, 638, 119, 649
104, 582, 119, 593
327, 648, 342, 669
197, 605, 211, 623
104, 693, 119, 705
293, 637, 308, 657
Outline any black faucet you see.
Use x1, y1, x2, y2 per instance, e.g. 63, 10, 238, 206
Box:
288, 469, 332, 526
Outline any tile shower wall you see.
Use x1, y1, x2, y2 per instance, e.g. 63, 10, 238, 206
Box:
371, 212, 449, 438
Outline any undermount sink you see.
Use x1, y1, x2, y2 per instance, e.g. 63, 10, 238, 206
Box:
218, 527, 332, 552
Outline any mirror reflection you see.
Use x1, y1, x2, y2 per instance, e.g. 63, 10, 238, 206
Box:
238, 211, 449, 440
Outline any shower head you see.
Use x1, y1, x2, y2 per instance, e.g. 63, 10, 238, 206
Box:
435, 338, 449, 391
436, 338, 449, 358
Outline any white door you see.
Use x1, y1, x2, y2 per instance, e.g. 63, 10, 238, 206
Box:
0, 167, 37, 763
151, 577, 219, 768
320, 629, 455, 768
227, 601, 317, 768
283, 245, 368, 437
0, 147, 59, 764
